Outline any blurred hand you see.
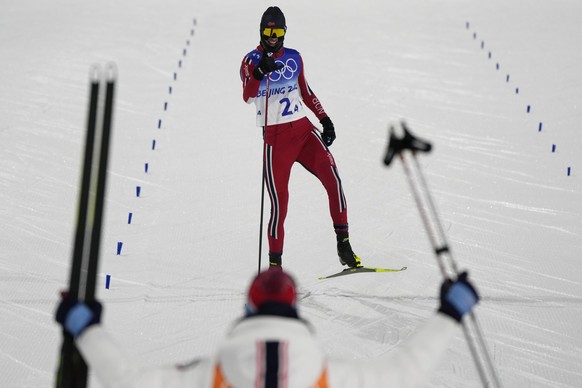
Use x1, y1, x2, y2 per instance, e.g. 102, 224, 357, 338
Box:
438, 272, 479, 323
56, 294, 102, 336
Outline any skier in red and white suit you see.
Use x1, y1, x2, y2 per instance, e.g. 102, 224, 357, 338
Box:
55, 268, 482, 388
240, 6, 360, 268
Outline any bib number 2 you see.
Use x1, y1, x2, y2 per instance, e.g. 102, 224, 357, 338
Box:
279, 97, 299, 117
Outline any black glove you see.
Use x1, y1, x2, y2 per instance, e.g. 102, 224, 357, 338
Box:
320, 117, 336, 146
438, 272, 480, 323
56, 294, 102, 336
252, 54, 283, 80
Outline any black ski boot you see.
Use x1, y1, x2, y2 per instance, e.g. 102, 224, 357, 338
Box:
269, 252, 282, 267
336, 232, 361, 268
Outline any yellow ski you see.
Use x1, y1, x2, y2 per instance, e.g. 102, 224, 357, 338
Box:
318, 266, 407, 280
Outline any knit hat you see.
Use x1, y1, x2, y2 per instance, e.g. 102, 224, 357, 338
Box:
247, 268, 297, 312
259, 6, 287, 53
260, 6, 286, 31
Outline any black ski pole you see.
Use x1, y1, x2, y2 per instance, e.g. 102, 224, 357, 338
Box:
258, 71, 271, 274
55, 65, 100, 388
395, 140, 492, 387
383, 121, 503, 388
84, 64, 116, 302
55, 64, 117, 388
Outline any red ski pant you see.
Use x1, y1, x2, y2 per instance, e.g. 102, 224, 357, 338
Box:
263, 117, 348, 254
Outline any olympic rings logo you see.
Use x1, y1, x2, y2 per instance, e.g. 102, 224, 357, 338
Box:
269, 58, 298, 82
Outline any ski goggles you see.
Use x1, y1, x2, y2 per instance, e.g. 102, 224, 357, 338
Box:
262, 27, 286, 38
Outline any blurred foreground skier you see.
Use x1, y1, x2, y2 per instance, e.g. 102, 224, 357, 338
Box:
240, 6, 361, 269
56, 267, 480, 387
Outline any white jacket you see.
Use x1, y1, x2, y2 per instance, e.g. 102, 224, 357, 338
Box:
76, 313, 457, 388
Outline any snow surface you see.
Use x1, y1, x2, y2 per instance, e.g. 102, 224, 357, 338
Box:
1, 0, 581, 387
